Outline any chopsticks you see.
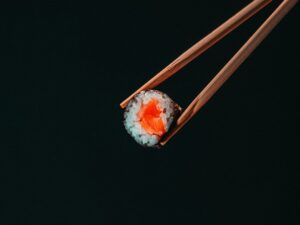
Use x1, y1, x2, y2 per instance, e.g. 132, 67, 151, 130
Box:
160, 0, 298, 145
120, 0, 272, 109
120, 0, 298, 146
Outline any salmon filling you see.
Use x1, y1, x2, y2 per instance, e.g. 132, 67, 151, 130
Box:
137, 99, 166, 136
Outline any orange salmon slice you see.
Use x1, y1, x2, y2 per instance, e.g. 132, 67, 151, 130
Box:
137, 99, 166, 136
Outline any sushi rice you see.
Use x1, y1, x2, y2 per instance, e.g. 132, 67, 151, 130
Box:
124, 90, 181, 147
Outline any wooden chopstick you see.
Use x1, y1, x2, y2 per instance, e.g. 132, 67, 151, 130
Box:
160, 0, 298, 146
120, 0, 272, 109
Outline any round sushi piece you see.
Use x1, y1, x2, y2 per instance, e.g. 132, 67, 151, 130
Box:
123, 90, 181, 147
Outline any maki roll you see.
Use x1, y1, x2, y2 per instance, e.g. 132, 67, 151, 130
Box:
123, 90, 181, 147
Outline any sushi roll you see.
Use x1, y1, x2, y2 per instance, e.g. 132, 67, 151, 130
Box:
123, 90, 181, 147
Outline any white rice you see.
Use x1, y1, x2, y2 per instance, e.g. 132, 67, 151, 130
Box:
124, 90, 179, 147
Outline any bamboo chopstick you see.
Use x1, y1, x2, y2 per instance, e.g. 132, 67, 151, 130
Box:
160, 0, 298, 146
120, 0, 272, 109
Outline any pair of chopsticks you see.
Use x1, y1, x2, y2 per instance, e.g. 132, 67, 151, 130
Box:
120, 0, 298, 146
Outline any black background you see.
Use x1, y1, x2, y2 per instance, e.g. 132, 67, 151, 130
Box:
2, 1, 300, 224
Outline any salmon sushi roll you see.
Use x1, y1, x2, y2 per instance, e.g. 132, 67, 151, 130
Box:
123, 90, 181, 147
